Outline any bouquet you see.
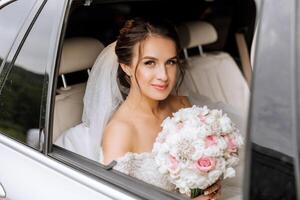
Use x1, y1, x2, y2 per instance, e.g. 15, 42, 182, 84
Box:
152, 105, 243, 198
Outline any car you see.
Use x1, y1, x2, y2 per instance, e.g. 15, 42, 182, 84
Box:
0, 0, 298, 199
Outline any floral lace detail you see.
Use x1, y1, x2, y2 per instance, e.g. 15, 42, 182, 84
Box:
113, 152, 175, 191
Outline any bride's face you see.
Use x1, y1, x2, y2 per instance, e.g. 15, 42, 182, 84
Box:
125, 36, 178, 100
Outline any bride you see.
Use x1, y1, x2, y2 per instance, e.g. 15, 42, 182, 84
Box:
56, 18, 246, 200
103, 18, 221, 200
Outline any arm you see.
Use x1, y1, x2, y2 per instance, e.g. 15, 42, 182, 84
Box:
102, 121, 134, 165
193, 180, 221, 200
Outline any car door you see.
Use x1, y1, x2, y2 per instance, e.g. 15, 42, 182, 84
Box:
245, 0, 299, 199
0, 1, 139, 199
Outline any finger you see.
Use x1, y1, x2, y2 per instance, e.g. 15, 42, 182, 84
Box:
204, 182, 221, 195
193, 188, 221, 200
210, 192, 220, 200
192, 195, 210, 200
210, 189, 221, 200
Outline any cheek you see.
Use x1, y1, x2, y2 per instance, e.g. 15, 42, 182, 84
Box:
136, 67, 153, 84
168, 67, 177, 83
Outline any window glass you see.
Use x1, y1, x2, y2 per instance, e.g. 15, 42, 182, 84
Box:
0, 0, 37, 66
249, 0, 297, 199
0, 0, 58, 149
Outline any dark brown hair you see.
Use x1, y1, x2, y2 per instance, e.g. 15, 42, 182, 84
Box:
115, 17, 184, 98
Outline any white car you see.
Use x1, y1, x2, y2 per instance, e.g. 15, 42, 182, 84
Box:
0, 0, 298, 199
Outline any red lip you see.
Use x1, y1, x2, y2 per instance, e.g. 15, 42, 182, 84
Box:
151, 84, 168, 91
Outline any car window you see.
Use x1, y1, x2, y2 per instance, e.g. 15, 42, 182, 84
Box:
0, 0, 58, 150
0, 0, 37, 67
50, 1, 255, 199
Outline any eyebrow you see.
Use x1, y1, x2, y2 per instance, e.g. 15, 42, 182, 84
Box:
142, 56, 177, 60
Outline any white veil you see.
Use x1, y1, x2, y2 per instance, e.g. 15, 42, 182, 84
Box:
82, 42, 123, 161
55, 42, 123, 162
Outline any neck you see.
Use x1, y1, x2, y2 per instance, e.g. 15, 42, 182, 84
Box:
125, 88, 162, 117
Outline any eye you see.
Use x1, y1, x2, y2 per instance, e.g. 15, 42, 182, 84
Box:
144, 60, 156, 67
166, 59, 178, 66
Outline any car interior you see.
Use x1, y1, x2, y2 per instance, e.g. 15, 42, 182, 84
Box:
52, 0, 256, 143
53, 37, 104, 141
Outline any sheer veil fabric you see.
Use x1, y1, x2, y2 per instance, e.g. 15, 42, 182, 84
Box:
55, 42, 246, 199
55, 42, 123, 162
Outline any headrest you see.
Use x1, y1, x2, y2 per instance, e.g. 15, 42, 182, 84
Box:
177, 21, 218, 49
59, 37, 104, 75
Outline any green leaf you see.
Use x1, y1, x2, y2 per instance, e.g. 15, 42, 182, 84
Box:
190, 188, 204, 198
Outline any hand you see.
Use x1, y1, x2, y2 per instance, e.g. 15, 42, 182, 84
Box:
192, 180, 221, 200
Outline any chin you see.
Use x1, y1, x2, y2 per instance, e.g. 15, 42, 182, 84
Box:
152, 94, 169, 101
148, 90, 172, 101
141, 85, 174, 101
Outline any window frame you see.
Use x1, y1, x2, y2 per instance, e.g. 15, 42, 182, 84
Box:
0, 0, 48, 149
0, 0, 41, 75
293, 0, 300, 196
50, 146, 186, 200
0, 0, 17, 9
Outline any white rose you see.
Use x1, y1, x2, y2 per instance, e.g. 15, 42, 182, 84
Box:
210, 109, 222, 118
218, 137, 228, 150
220, 115, 233, 132
198, 126, 209, 138
224, 167, 236, 179
208, 169, 223, 185
200, 106, 209, 115
234, 132, 244, 147
202, 146, 223, 157
158, 166, 169, 174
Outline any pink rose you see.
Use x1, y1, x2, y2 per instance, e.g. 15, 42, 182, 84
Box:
224, 135, 238, 153
205, 135, 218, 148
195, 156, 216, 172
169, 155, 179, 172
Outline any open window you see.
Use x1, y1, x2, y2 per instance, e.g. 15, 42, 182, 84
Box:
49, 0, 256, 199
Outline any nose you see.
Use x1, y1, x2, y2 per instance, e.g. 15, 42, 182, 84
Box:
156, 65, 168, 81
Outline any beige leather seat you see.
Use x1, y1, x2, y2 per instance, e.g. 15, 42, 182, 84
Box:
53, 37, 104, 142
177, 21, 250, 115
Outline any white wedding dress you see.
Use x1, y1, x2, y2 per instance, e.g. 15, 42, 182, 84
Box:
55, 42, 246, 199
113, 152, 176, 191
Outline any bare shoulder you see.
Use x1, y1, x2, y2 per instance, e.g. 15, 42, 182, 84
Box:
167, 95, 192, 110
102, 118, 136, 165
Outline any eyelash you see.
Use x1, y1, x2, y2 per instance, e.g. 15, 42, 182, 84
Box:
143, 60, 177, 67
144, 61, 155, 66
167, 60, 177, 66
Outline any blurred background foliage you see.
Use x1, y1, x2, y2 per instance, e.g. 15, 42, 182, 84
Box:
0, 65, 44, 144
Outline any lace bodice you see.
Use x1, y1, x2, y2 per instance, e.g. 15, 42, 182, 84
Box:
113, 152, 176, 192
113, 150, 243, 200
